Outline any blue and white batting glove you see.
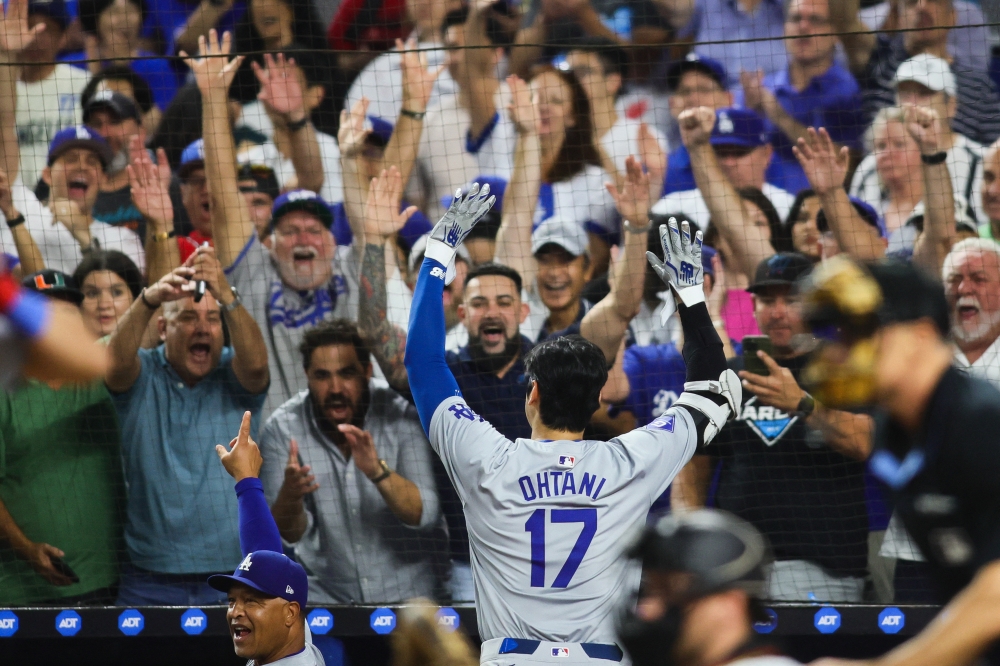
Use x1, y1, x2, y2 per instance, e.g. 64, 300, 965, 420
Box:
646, 218, 705, 322
425, 183, 496, 284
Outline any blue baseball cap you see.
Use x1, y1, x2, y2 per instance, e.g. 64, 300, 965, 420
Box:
271, 189, 334, 230
47, 125, 113, 168
208, 551, 308, 607
666, 53, 728, 92
702, 245, 717, 279
178, 139, 205, 179
711, 109, 768, 149
366, 116, 394, 147
816, 196, 888, 239
28, 0, 70, 29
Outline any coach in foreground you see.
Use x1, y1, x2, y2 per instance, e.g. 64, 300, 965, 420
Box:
213, 411, 323, 666
403, 183, 741, 664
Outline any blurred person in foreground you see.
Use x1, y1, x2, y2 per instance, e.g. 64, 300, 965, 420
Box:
618, 510, 800, 666
215, 411, 324, 666
804, 257, 1000, 666
105, 247, 269, 604
0, 269, 122, 605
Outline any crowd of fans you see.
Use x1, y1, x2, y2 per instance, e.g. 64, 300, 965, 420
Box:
1, 0, 999, 617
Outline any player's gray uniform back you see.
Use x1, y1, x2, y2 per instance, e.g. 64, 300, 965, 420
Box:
430, 395, 699, 651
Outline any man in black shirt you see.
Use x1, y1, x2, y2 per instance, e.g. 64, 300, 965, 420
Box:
805, 257, 1000, 666
676, 253, 872, 602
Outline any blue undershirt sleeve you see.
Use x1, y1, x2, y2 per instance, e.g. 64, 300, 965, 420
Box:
234, 477, 283, 555
404, 257, 462, 434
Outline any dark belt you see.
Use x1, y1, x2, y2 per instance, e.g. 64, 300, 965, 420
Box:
497, 638, 624, 662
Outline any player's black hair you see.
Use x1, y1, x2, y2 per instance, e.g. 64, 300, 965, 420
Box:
80, 66, 155, 114
523, 335, 607, 432
73, 250, 144, 300
567, 36, 629, 80
299, 319, 372, 371
465, 262, 523, 295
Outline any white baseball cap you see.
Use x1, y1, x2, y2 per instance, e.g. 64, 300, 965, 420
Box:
893, 53, 956, 98
531, 215, 590, 257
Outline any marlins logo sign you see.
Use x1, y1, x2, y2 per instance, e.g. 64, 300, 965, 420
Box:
738, 396, 798, 445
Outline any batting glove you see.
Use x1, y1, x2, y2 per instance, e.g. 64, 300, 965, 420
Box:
646, 218, 705, 322
425, 183, 496, 284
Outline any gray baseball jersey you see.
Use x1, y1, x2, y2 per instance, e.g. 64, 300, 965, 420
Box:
429, 395, 698, 645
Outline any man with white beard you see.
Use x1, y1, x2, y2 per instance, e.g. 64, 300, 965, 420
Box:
944, 238, 1000, 385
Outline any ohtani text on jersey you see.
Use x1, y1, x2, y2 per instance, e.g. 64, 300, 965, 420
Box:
518, 471, 608, 502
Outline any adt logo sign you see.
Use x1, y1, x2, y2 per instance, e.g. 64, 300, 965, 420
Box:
308, 609, 334, 635
814, 608, 841, 634
878, 607, 905, 634
118, 609, 145, 636
0, 610, 18, 637
753, 608, 778, 634
181, 609, 208, 635
436, 607, 460, 632
55, 610, 82, 637
370, 608, 396, 635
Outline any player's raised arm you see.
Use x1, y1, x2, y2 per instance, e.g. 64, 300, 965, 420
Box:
216, 411, 284, 555
403, 184, 497, 434
646, 219, 742, 447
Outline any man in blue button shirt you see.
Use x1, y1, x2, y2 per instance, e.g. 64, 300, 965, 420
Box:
738, 0, 864, 194
105, 247, 269, 605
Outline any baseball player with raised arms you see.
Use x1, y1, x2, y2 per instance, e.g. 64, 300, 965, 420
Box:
403, 184, 742, 665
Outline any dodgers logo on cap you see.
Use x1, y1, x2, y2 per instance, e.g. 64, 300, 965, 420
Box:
181, 609, 208, 635
370, 607, 396, 634
814, 607, 841, 634
118, 609, 145, 636
753, 608, 778, 634
55, 610, 82, 636
717, 111, 734, 134
308, 609, 334, 635
0, 610, 18, 637
435, 607, 460, 632
878, 607, 905, 634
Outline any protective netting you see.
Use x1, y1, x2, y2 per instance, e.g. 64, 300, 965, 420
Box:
0, 0, 997, 610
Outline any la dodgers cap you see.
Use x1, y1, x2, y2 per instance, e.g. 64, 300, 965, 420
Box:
665, 53, 728, 92
208, 550, 308, 607
711, 108, 768, 149
178, 139, 206, 179
531, 215, 590, 257
893, 53, 956, 98
270, 189, 335, 230
83, 90, 141, 124
47, 125, 113, 168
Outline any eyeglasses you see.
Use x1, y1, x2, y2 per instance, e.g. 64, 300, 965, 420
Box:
786, 13, 831, 27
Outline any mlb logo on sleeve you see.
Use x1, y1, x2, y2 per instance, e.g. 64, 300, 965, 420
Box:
558, 455, 575, 468
552, 647, 570, 657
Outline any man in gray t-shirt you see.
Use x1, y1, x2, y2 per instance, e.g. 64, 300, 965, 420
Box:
224, 190, 360, 418
259, 320, 445, 604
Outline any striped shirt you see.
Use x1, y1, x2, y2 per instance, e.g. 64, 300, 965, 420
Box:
861, 35, 1000, 146
849, 132, 985, 226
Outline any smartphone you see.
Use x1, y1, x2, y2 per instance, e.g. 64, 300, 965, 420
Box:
742, 336, 773, 376
50, 556, 80, 584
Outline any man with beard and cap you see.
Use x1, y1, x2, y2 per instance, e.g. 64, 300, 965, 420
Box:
215, 411, 325, 666
802, 257, 1000, 666
258, 319, 444, 605
617, 509, 799, 666
104, 246, 269, 604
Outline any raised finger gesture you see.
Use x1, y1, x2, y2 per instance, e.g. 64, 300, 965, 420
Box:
215, 411, 262, 482
181, 29, 245, 95
364, 167, 418, 239
399, 37, 444, 112
253, 53, 306, 122
605, 155, 650, 225
338, 424, 381, 480
280, 439, 319, 500
507, 74, 539, 136
338, 97, 371, 158
0, 0, 44, 55
677, 107, 716, 148
128, 141, 173, 225
793, 127, 848, 196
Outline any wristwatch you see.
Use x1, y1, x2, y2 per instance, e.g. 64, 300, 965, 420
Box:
151, 230, 175, 242
221, 286, 243, 313
370, 459, 392, 484
797, 392, 816, 418
400, 108, 426, 120
921, 151, 948, 165
623, 220, 652, 234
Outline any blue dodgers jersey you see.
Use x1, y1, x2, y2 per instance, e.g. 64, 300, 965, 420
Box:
622, 343, 687, 424
428, 396, 698, 645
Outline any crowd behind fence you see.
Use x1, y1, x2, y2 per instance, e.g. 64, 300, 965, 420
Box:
0, 0, 999, 613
